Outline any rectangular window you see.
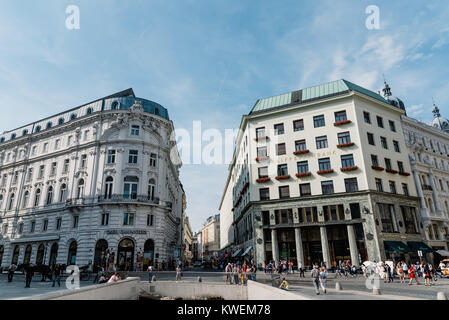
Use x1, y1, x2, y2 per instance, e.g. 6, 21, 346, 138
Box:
401, 206, 417, 234
393, 140, 400, 152
256, 127, 266, 138
84, 130, 89, 141
43, 219, 48, 232
338, 132, 351, 145
402, 183, 409, 196
377, 116, 384, 128
32, 146, 37, 156
80, 154, 87, 168
397, 161, 404, 173
18, 223, 23, 234
385, 158, 392, 170
150, 153, 157, 167
258, 167, 268, 178
73, 216, 79, 228
321, 181, 334, 195
107, 150, 116, 164
371, 155, 379, 166
380, 137, 388, 149
293, 119, 304, 132
13, 171, 19, 185
43, 143, 48, 152
101, 213, 109, 226
50, 162, 57, 176
341, 154, 355, 168
363, 112, 371, 124
67, 136, 73, 146
316, 136, 328, 149
389, 120, 396, 132
367, 133, 375, 145
318, 158, 331, 171
276, 143, 286, 155
297, 161, 309, 174
38, 165, 45, 179
30, 221, 35, 233
56, 218, 62, 230
257, 146, 267, 157
274, 123, 284, 135
27, 168, 33, 182
375, 178, 383, 192
131, 125, 140, 136
259, 188, 270, 201
55, 139, 60, 150
63, 159, 70, 173
314, 115, 325, 128
277, 164, 288, 176
345, 178, 358, 192
335, 111, 347, 122
123, 212, 135, 225
279, 186, 290, 199
299, 183, 311, 196
295, 140, 307, 151
389, 181, 397, 194
147, 214, 154, 226
129, 150, 138, 164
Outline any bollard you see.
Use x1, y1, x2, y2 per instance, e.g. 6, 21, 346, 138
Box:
335, 282, 343, 291
437, 292, 447, 300
152, 276, 156, 282
372, 288, 381, 295
198, 276, 202, 283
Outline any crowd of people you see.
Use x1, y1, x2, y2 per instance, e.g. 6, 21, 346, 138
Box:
224, 261, 257, 285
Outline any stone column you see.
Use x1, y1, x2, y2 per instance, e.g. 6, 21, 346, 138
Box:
320, 226, 331, 267
428, 171, 441, 213
294, 227, 304, 266
347, 224, 359, 267
271, 229, 279, 267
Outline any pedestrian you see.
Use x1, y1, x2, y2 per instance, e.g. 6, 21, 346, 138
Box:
319, 266, 328, 294
386, 264, 394, 283
25, 263, 34, 288
107, 272, 121, 283
424, 263, 432, 287
311, 264, 321, 295
288, 261, 293, 274
238, 265, 244, 285
279, 277, 290, 291
225, 263, 232, 284
7, 263, 16, 282
251, 263, 257, 281
263, 262, 267, 274
147, 265, 153, 283
362, 264, 367, 278
402, 261, 408, 280
298, 261, 304, 278
176, 265, 182, 281
52, 264, 62, 287
408, 265, 419, 285
233, 264, 239, 285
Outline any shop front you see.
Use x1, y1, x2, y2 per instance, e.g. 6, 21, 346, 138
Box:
384, 241, 411, 264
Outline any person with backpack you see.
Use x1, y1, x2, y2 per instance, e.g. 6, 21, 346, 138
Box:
52, 264, 62, 287
319, 266, 328, 294
7, 264, 16, 282
311, 264, 321, 295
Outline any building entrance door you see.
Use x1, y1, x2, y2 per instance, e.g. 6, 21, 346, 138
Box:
117, 238, 134, 271
49, 243, 58, 266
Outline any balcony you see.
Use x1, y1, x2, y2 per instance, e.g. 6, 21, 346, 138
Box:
398, 171, 411, 176
337, 142, 355, 148
97, 195, 172, 208
255, 136, 269, 142
275, 175, 291, 180
422, 184, 433, 191
371, 165, 384, 171
256, 177, 271, 183
334, 120, 352, 126
293, 149, 310, 156
341, 166, 358, 172
385, 168, 398, 174
255, 156, 269, 162
296, 172, 311, 178
317, 169, 334, 175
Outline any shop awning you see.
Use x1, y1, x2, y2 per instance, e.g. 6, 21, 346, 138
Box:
436, 250, 449, 257
231, 249, 242, 257
384, 241, 412, 253
407, 241, 435, 253
241, 246, 253, 257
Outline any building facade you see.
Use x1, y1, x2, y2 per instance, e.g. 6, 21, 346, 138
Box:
402, 105, 449, 259
182, 214, 193, 266
201, 214, 220, 262
0, 89, 184, 271
192, 231, 202, 262
220, 79, 426, 269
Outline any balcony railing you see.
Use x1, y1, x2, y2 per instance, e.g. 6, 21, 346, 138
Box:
422, 185, 433, 191
98, 195, 172, 208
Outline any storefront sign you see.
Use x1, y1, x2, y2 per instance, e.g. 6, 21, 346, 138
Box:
106, 229, 147, 235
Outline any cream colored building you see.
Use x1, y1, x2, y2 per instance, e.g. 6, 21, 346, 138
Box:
182, 213, 193, 265
201, 214, 220, 262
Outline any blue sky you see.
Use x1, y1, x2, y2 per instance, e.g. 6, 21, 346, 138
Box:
0, 0, 449, 232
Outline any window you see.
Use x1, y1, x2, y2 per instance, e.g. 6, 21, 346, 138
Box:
258, 167, 268, 178
147, 214, 154, 226
341, 154, 355, 168
297, 161, 309, 174
80, 154, 87, 168
2, 223, 8, 235
345, 178, 358, 192
274, 123, 284, 135
277, 164, 288, 176
104, 177, 113, 199
12, 171, 19, 185
46, 122, 52, 129
295, 140, 307, 151
397, 161, 404, 173
363, 112, 371, 124
389, 181, 397, 194
131, 125, 140, 136
367, 133, 375, 145
123, 212, 135, 225
111, 102, 118, 110
259, 188, 270, 201
18, 223, 23, 234
77, 179, 84, 199
63, 159, 70, 173
321, 181, 334, 195
375, 178, 383, 192
257, 146, 267, 158
123, 176, 139, 199
43, 143, 48, 152
380, 137, 388, 149
279, 186, 290, 199
34, 189, 41, 206
256, 127, 266, 138
32, 146, 37, 156
148, 179, 156, 200
314, 115, 325, 128
67, 136, 73, 146
70, 113, 77, 120
129, 150, 138, 164
401, 206, 418, 234
1, 174, 6, 187
59, 184, 67, 202
318, 158, 331, 171
107, 150, 116, 164
38, 165, 45, 179
389, 120, 396, 132
55, 139, 60, 150
299, 183, 311, 196
371, 155, 379, 166
293, 119, 304, 132
316, 136, 328, 149
46, 186, 54, 205
338, 132, 351, 144
56, 218, 62, 230
22, 191, 29, 208
43, 219, 48, 232
385, 158, 392, 170
378, 203, 397, 233
83, 130, 89, 141
393, 140, 400, 152
8, 193, 15, 210
376, 116, 384, 128
150, 153, 157, 167
86, 107, 92, 115
73, 216, 79, 228
31, 221, 36, 233
58, 118, 64, 125
50, 162, 57, 176
402, 183, 409, 196
101, 213, 109, 226
335, 111, 347, 122
276, 143, 286, 155
35, 125, 41, 133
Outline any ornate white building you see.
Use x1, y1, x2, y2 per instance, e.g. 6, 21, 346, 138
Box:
0, 89, 184, 271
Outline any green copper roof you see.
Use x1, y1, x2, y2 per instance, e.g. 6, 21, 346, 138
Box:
250, 79, 389, 114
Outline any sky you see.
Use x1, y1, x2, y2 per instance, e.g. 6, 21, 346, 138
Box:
0, 0, 449, 232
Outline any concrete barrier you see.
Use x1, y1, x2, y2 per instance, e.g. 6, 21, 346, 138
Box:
247, 280, 310, 300
140, 281, 247, 300
18, 277, 140, 300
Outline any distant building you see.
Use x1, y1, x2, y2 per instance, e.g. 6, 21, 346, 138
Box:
201, 214, 220, 262
182, 214, 193, 266
192, 231, 202, 262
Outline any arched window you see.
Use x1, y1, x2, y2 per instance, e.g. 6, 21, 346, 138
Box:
23, 245, 32, 264
104, 176, 113, 199
8, 193, 15, 211
59, 184, 67, 202
46, 186, 54, 205
77, 179, 85, 199
0, 245, 4, 266
154, 107, 159, 116
67, 240, 77, 265
123, 176, 138, 200
58, 118, 65, 125
36, 244, 45, 265
10, 133, 16, 140
0, 137, 4, 143
11, 245, 20, 265
46, 122, 52, 129
86, 108, 93, 115
148, 179, 156, 201
49, 243, 58, 266
22, 191, 29, 208
111, 101, 119, 110
70, 113, 77, 121
34, 189, 41, 207
22, 129, 28, 136
35, 125, 41, 133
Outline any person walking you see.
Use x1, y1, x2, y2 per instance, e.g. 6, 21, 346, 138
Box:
238, 265, 244, 285
175, 265, 182, 282
24, 263, 34, 288
233, 264, 239, 285
298, 261, 305, 278
362, 264, 367, 278
7, 264, 16, 282
147, 265, 153, 283
319, 266, 328, 294
311, 264, 321, 295
386, 264, 394, 283
424, 263, 432, 287
52, 264, 62, 287
408, 265, 419, 285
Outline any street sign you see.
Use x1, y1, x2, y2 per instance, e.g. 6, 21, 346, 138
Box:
418, 250, 423, 257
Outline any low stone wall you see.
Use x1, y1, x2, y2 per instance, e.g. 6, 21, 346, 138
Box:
140, 281, 248, 300
247, 280, 310, 300
21, 277, 140, 300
